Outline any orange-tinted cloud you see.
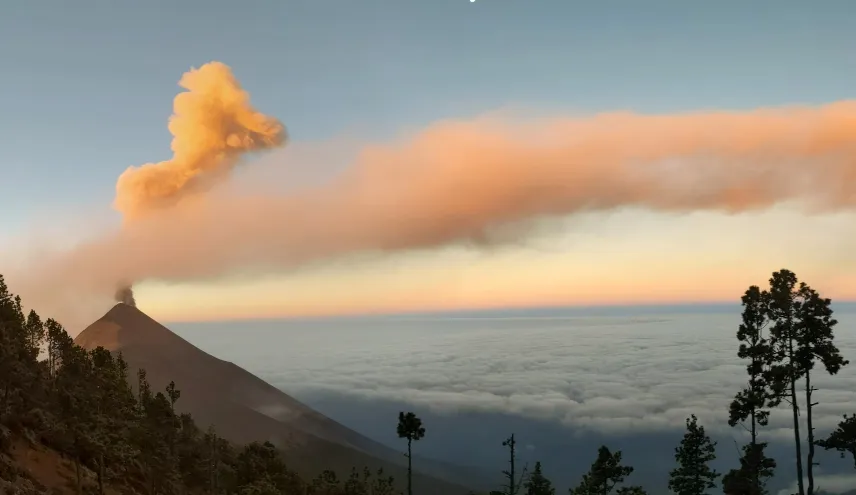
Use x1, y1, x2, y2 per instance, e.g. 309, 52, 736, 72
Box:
9, 61, 856, 327
114, 61, 286, 220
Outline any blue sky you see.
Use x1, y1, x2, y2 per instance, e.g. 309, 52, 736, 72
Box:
4, 0, 855, 216
3, 1, 856, 320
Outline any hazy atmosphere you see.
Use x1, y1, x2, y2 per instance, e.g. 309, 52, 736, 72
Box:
2, 1, 856, 495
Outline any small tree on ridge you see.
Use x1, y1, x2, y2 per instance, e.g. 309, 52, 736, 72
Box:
668, 415, 719, 495
397, 411, 425, 495
524, 461, 555, 495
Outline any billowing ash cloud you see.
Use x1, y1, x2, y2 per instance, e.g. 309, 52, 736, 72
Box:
8, 60, 856, 327
114, 61, 287, 220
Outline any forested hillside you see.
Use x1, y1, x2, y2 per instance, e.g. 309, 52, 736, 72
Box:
0, 274, 410, 494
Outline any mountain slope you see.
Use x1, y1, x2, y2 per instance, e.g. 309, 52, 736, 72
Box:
75, 303, 477, 495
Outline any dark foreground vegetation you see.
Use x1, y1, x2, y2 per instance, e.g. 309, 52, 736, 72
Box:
2, 269, 856, 494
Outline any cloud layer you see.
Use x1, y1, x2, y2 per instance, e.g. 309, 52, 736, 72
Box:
173, 308, 856, 441
169, 306, 856, 492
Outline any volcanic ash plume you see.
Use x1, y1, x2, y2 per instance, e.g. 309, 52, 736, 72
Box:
114, 61, 287, 219
114, 285, 136, 307
10, 60, 856, 328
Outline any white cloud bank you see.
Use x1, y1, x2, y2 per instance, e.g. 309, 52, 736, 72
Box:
173, 308, 856, 446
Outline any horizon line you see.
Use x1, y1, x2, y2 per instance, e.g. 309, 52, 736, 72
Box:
158, 298, 856, 325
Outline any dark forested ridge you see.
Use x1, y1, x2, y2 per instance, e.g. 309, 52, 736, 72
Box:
74, 301, 478, 494
0, 275, 472, 495
2, 269, 856, 494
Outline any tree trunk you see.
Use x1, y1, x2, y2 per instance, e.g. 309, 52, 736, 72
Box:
208, 450, 214, 494
806, 371, 815, 495
98, 452, 104, 495
407, 438, 412, 495
75, 456, 82, 495
789, 336, 805, 495
750, 403, 759, 491
209, 438, 217, 494
750, 406, 756, 446
1, 383, 9, 419
510, 440, 515, 495
145, 461, 155, 495
48, 344, 54, 380
213, 456, 217, 494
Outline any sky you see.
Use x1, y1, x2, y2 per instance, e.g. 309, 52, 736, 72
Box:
2, 0, 856, 322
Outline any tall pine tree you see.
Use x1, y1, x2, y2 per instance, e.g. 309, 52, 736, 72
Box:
726, 285, 777, 493
668, 415, 719, 495
793, 282, 848, 495
765, 269, 848, 495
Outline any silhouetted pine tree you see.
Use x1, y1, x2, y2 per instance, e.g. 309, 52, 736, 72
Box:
524, 461, 554, 495
765, 269, 848, 495
668, 415, 719, 495
793, 281, 848, 495
767, 269, 807, 495
721, 443, 776, 495
569, 446, 646, 495
89, 347, 138, 494
397, 411, 425, 495
203, 425, 233, 493
727, 285, 777, 492
165, 380, 181, 463
55, 341, 97, 495
18, 310, 45, 420
45, 317, 71, 380
815, 413, 856, 469
0, 277, 31, 424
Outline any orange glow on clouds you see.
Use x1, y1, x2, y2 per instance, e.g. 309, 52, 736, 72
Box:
140, 207, 856, 322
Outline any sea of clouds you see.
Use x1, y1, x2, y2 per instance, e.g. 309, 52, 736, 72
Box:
171, 306, 856, 493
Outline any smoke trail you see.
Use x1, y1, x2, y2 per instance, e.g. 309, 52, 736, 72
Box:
114, 285, 136, 307
8, 61, 856, 327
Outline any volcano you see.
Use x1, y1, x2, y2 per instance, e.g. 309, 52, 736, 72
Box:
74, 303, 479, 495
